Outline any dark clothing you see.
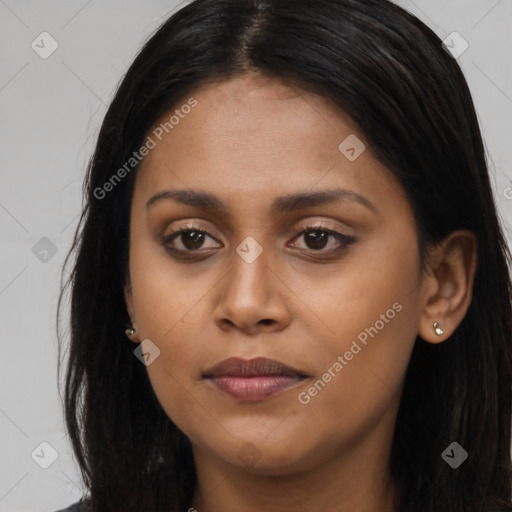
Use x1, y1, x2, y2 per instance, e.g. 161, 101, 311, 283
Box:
54, 499, 88, 512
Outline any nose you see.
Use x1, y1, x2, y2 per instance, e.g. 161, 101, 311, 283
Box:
213, 250, 292, 335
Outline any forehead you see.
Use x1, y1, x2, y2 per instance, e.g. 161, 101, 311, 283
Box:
134, 72, 407, 215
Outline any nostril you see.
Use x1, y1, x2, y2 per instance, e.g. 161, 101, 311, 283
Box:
259, 319, 274, 325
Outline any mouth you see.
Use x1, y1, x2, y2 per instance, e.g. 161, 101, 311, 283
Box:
202, 357, 309, 402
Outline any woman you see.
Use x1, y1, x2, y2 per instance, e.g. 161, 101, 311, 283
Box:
56, 0, 512, 511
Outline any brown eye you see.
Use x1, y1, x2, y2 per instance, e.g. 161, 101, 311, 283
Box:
303, 230, 329, 250
290, 226, 356, 254
179, 230, 207, 250
163, 228, 221, 254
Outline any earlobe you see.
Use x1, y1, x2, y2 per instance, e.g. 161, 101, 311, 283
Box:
124, 284, 140, 343
418, 230, 477, 344
433, 322, 444, 336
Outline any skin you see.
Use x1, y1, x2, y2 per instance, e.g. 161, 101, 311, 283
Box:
124, 72, 477, 512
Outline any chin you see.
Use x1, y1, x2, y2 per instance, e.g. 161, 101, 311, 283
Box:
210, 434, 320, 475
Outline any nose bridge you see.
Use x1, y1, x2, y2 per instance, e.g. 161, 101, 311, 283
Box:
213, 237, 291, 333
224, 228, 271, 289
226, 241, 272, 304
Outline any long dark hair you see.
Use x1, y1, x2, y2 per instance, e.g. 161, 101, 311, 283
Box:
57, 0, 512, 510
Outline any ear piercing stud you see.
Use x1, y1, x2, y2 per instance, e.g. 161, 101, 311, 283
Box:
433, 321, 444, 336
125, 325, 136, 337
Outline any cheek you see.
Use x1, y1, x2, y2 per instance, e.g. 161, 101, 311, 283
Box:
298, 223, 421, 353
128, 239, 223, 436
128, 233, 208, 338
295, 232, 422, 435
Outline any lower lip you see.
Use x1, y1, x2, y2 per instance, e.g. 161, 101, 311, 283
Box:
207, 375, 306, 402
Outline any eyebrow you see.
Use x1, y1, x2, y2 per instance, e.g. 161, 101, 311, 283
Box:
146, 188, 377, 215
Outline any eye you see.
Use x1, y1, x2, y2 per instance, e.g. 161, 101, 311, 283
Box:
289, 225, 356, 253
162, 227, 222, 255
161, 223, 356, 260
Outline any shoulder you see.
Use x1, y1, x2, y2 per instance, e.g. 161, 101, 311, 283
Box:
54, 498, 90, 512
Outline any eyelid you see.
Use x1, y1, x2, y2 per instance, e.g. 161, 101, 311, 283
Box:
162, 220, 221, 239
290, 219, 349, 236
162, 219, 350, 241
163, 226, 222, 246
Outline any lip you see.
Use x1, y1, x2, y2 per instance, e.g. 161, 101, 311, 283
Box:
203, 357, 308, 402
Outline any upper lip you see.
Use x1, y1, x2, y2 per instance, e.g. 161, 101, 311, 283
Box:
203, 357, 308, 378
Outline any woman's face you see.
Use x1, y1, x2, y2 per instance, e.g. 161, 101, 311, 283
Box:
125, 72, 425, 475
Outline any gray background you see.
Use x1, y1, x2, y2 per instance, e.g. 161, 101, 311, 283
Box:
1, 1, 511, 511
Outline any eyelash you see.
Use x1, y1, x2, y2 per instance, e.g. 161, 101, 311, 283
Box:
162, 224, 356, 260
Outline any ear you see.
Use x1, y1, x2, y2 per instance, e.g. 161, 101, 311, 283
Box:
124, 282, 140, 343
418, 229, 477, 344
